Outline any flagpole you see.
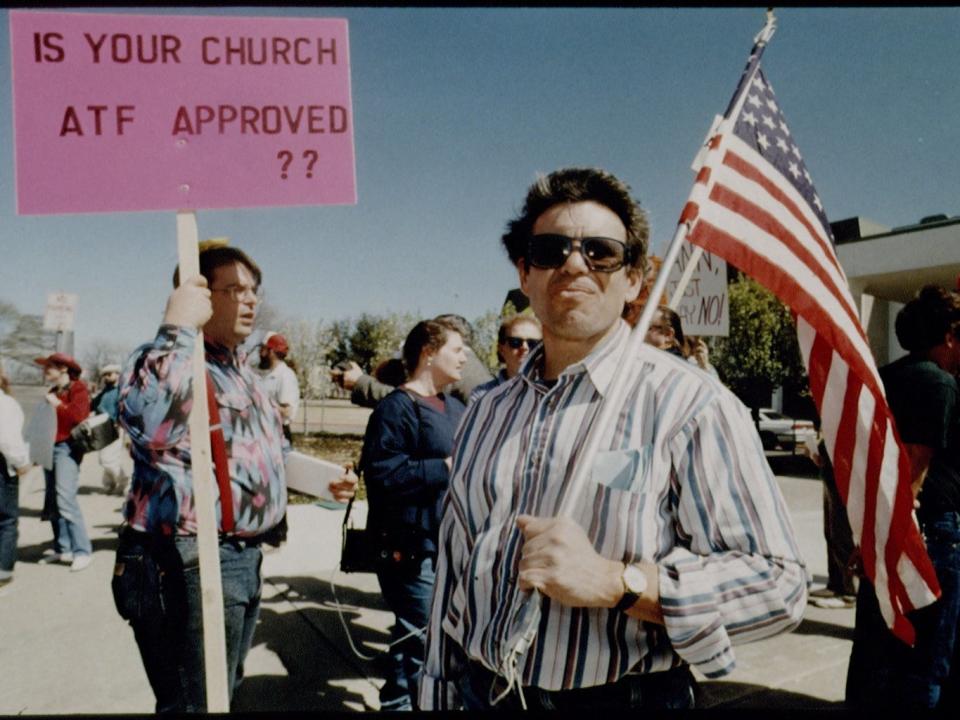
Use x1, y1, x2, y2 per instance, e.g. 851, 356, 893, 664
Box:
669, 8, 776, 308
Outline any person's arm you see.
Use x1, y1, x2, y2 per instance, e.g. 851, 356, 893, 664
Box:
277, 367, 300, 421
0, 397, 31, 472
362, 394, 449, 501
119, 275, 213, 451
118, 326, 198, 451
903, 443, 935, 499
57, 382, 90, 428
350, 373, 394, 409
655, 395, 807, 677
516, 393, 807, 679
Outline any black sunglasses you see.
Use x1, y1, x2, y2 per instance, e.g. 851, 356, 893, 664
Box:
527, 234, 635, 272
504, 336, 540, 350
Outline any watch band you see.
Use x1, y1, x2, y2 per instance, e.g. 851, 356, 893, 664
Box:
614, 588, 640, 612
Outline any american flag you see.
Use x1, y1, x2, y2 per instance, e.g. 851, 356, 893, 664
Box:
679, 31, 940, 644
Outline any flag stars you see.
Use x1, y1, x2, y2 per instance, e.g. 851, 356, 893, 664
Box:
762, 114, 776, 129
747, 94, 762, 108
780, 120, 791, 136
804, 169, 812, 184
743, 111, 758, 126
776, 137, 789, 153
765, 98, 779, 112
757, 133, 771, 151
813, 194, 823, 212
792, 145, 802, 159
751, 76, 766, 91
788, 161, 801, 179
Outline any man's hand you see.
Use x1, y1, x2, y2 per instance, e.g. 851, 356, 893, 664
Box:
338, 362, 363, 391
329, 462, 359, 503
516, 515, 623, 608
16, 464, 35, 477
45, 393, 61, 407
163, 274, 213, 329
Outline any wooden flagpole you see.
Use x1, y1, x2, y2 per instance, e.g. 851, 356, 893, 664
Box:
176, 210, 231, 712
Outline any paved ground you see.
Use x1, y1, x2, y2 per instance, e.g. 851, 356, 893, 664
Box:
0, 440, 855, 713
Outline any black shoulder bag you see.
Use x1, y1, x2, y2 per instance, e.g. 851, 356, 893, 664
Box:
339, 390, 430, 573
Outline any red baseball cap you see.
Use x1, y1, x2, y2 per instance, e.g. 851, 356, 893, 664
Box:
264, 333, 289, 355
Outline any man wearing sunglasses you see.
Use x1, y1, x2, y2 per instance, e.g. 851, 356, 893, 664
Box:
468, 314, 542, 404
422, 167, 807, 710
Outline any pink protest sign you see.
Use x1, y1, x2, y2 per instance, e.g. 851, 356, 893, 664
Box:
9, 10, 356, 214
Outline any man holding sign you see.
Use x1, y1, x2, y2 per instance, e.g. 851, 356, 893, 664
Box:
114, 242, 288, 712
421, 168, 808, 710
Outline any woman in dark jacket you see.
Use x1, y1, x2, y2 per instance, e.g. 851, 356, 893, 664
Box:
360, 318, 467, 711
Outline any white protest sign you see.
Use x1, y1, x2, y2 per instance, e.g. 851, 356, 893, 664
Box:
43, 292, 78, 332
666, 245, 729, 336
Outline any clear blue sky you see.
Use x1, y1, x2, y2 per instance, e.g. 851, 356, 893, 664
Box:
2, 6, 959, 363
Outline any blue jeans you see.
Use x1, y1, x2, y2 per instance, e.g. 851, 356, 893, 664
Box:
376, 555, 436, 711
846, 511, 960, 708
0, 472, 18, 577
459, 662, 695, 710
112, 531, 263, 713
43, 442, 92, 556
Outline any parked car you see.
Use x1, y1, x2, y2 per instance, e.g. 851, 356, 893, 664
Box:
757, 408, 816, 453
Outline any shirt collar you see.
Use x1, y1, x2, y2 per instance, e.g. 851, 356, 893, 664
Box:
204, 338, 245, 367
518, 319, 632, 399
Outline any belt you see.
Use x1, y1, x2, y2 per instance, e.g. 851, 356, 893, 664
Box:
465, 659, 693, 710
120, 526, 266, 549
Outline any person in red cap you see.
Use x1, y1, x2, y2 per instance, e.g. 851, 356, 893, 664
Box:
258, 332, 300, 443
34, 352, 93, 571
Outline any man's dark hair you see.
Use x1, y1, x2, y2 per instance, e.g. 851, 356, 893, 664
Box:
402, 318, 462, 375
501, 167, 649, 274
172, 245, 263, 289
895, 285, 960, 353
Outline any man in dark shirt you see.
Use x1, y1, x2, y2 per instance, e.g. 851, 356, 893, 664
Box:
847, 284, 960, 709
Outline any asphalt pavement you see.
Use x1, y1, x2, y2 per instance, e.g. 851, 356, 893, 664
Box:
0, 447, 855, 713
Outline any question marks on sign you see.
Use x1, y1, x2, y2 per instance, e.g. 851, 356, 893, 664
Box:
302, 150, 319, 179
277, 149, 320, 180
277, 150, 293, 179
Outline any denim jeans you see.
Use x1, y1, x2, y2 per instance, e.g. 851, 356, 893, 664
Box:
376, 555, 436, 711
43, 442, 92, 556
846, 511, 960, 709
0, 472, 18, 577
112, 531, 263, 713
458, 662, 695, 710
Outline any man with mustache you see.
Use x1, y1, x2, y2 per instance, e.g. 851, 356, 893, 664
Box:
421, 167, 808, 710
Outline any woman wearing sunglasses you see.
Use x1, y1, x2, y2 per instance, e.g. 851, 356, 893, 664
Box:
468, 314, 542, 404
359, 317, 467, 711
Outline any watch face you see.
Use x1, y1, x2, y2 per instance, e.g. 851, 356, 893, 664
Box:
623, 564, 647, 595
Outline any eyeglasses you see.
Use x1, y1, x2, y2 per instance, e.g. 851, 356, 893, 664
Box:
527, 234, 635, 272
504, 336, 541, 350
211, 284, 261, 303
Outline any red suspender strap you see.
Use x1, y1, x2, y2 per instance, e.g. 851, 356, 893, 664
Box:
205, 371, 235, 534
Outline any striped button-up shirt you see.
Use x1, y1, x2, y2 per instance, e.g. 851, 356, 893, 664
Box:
421, 320, 808, 708
119, 325, 288, 537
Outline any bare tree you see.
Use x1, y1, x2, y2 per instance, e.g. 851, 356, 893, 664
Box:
0, 301, 56, 383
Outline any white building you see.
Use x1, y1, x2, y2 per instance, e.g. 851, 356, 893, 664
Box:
834, 214, 960, 365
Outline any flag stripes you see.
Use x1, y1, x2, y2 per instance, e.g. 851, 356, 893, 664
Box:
680, 52, 939, 643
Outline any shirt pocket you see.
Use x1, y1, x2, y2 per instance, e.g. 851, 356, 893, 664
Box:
592, 446, 652, 495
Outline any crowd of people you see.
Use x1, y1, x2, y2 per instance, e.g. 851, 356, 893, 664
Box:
0, 165, 957, 712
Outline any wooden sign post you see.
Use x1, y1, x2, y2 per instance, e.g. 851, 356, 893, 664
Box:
177, 210, 230, 710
